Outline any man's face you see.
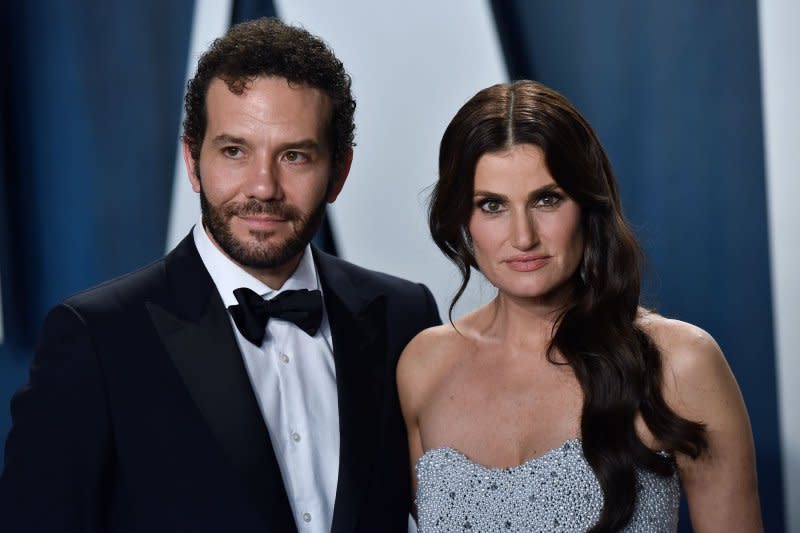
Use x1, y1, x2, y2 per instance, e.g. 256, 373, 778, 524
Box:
184, 76, 349, 284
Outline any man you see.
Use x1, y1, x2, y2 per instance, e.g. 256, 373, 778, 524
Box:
0, 18, 440, 532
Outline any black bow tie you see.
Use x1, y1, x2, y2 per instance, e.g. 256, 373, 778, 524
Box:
228, 287, 323, 346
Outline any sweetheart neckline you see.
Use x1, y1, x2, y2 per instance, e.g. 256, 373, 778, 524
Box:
416, 438, 583, 472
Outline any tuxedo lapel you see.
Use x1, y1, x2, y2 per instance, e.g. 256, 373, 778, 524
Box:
147, 235, 295, 530
314, 248, 388, 533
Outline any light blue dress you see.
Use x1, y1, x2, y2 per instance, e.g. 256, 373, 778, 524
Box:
415, 439, 679, 532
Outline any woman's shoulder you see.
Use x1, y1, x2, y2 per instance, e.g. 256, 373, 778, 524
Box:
399, 305, 489, 367
636, 309, 733, 415
398, 322, 464, 377
638, 309, 722, 361
396, 322, 466, 413
396, 311, 486, 403
638, 310, 720, 359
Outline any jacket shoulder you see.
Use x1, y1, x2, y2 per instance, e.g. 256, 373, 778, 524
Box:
62, 255, 168, 314
61, 233, 203, 317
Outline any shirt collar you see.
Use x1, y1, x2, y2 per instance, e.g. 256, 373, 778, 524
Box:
193, 221, 320, 308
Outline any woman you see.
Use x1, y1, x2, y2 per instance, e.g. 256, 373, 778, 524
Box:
397, 81, 762, 532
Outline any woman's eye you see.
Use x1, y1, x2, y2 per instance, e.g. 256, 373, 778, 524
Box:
536, 193, 562, 208
479, 199, 504, 213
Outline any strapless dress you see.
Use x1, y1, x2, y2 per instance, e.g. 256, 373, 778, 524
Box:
415, 439, 679, 532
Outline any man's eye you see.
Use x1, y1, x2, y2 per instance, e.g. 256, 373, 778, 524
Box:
285, 151, 308, 163
223, 147, 242, 158
478, 199, 504, 213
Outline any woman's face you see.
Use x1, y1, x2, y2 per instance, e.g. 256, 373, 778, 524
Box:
468, 143, 584, 303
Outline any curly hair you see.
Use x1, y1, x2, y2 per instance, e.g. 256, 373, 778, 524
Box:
429, 80, 707, 532
182, 17, 355, 170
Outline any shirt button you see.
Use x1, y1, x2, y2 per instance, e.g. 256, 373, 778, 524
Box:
291, 432, 301, 442
279, 352, 290, 363
302, 512, 312, 523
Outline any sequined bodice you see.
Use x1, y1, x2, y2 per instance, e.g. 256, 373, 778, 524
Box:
415, 439, 679, 532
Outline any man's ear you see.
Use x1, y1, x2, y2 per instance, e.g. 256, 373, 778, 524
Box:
326, 148, 353, 203
182, 140, 202, 193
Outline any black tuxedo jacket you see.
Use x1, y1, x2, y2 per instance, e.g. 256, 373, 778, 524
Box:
0, 235, 440, 532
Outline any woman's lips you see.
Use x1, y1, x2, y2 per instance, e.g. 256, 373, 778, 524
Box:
504, 255, 551, 272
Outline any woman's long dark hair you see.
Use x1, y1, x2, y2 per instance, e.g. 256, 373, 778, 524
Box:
429, 81, 707, 532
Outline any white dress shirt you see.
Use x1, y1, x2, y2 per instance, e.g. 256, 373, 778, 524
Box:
193, 223, 340, 532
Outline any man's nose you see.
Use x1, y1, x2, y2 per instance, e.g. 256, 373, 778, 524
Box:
244, 157, 283, 200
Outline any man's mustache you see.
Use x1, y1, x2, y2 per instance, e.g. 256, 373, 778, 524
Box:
224, 200, 302, 220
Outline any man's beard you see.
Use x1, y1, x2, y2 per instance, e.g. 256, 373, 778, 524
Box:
199, 185, 326, 270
